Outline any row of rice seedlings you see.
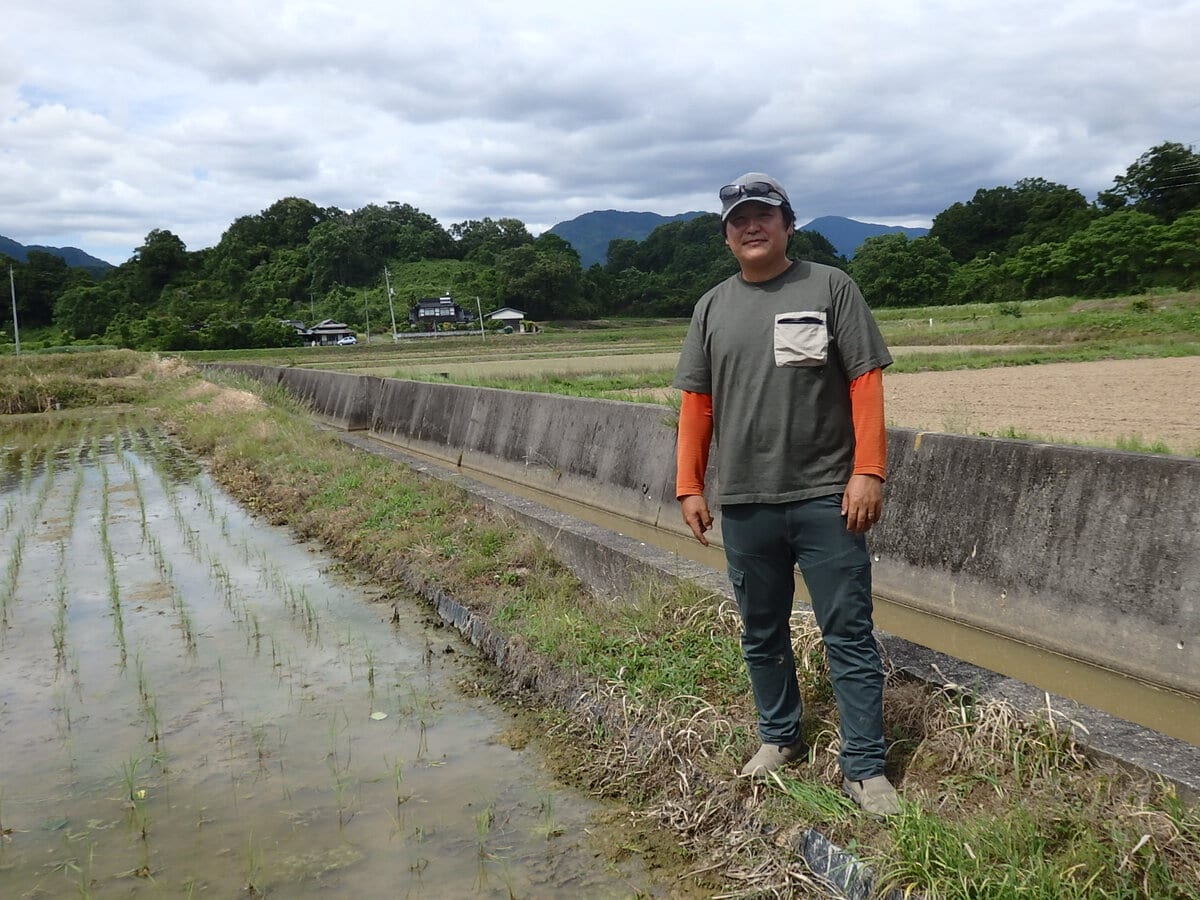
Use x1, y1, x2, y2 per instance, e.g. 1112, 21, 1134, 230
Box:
115, 442, 150, 543
52, 683, 75, 747
65, 442, 86, 523
146, 533, 173, 583
0, 532, 24, 630
97, 455, 128, 666
192, 471, 218, 522
51, 540, 70, 666
0, 443, 63, 630
327, 707, 357, 830
250, 547, 323, 645
137, 471, 215, 658
168, 496, 204, 561
17, 440, 37, 492
44, 436, 89, 668
0, 496, 16, 532
172, 583, 198, 653
118, 754, 153, 855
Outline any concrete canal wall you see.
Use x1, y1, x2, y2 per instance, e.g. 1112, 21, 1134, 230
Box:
204, 364, 1200, 701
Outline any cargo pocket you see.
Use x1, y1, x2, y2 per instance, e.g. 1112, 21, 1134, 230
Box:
773, 311, 828, 367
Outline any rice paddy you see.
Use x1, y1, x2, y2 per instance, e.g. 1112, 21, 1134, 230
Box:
0, 412, 674, 897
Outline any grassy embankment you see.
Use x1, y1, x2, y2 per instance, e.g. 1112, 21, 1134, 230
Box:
180, 289, 1200, 454
2, 350, 1198, 898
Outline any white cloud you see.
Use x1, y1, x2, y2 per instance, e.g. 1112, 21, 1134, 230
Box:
2, 0, 1197, 264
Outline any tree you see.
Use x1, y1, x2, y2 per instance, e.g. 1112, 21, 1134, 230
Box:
7, 250, 75, 328
305, 202, 456, 294
449, 217, 532, 264
206, 197, 334, 303
494, 240, 586, 319
1005, 211, 1162, 297
848, 234, 955, 307
1154, 209, 1200, 288
930, 179, 1092, 264
1097, 142, 1200, 222
791, 230, 844, 268
133, 229, 189, 302
54, 283, 122, 339
945, 253, 1019, 304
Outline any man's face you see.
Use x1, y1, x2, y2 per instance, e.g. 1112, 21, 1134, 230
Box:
723, 202, 793, 272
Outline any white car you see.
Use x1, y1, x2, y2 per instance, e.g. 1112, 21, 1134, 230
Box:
336, 335, 358, 345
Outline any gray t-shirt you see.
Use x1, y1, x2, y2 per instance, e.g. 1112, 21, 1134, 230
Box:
673, 260, 892, 505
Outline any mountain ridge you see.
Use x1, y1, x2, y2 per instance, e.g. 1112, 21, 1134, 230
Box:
0, 234, 114, 275
800, 215, 929, 258
547, 211, 928, 266
547, 210, 709, 268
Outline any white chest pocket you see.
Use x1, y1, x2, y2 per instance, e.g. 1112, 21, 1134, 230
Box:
773, 311, 828, 367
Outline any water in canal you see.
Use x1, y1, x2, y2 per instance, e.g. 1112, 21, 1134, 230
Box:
0, 424, 671, 897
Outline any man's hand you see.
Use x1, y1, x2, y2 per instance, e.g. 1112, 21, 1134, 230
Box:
680, 494, 713, 546
842, 474, 884, 534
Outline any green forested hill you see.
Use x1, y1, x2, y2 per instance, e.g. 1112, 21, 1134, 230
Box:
2, 142, 1197, 351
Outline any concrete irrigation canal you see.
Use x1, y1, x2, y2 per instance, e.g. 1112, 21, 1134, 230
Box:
205, 364, 1200, 800
0, 423, 680, 897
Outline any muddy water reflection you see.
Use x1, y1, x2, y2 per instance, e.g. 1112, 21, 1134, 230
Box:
0, 426, 667, 897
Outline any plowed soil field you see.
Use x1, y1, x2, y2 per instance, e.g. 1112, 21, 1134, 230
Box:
883, 356, 1200, 455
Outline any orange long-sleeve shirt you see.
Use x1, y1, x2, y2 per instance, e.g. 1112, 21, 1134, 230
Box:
675, 367, 886, 499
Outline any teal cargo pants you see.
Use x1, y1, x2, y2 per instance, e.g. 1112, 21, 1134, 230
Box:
721, 495, 886, 781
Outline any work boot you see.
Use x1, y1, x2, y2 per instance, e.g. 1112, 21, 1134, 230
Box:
842, 775, 901, 818
740, 738, 810, 776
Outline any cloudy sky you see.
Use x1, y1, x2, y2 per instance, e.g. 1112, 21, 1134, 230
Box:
2, 0, 1197, 265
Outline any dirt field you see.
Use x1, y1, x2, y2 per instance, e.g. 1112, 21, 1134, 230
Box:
884, 356, 1200, 455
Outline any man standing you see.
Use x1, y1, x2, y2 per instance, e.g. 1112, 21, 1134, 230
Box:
672, 173, 900, 817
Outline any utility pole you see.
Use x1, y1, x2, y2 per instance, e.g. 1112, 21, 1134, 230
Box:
384, 267, 398, 340
363, 290, 370, 345
475, 296, 485, 341
9, 266, 19, 355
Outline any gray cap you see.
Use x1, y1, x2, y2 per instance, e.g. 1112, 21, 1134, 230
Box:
719, 172, 790, 221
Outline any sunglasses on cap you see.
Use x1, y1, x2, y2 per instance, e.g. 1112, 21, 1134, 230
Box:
719, 181, 784, 203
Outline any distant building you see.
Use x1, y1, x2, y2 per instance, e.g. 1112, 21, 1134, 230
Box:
294, 319, 356, 346
486, 306, 538, 333
409, 295, 473, 330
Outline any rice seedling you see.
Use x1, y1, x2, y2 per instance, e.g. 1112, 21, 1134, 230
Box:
119, 756, 144, 805
142, 692, 161, 747
242, 833, 263, 896
250, 724, 269, 769
302, 595, 320, 644
134, 652, 150, 704
388, 755, 410, 808
474, 802, 496, 858
329, 765, 355, 830
363, 642, 377, 697
247, 609, 262, 652
535, 794, 562, 840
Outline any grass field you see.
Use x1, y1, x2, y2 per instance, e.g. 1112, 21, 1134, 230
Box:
172, 288, 1200, 385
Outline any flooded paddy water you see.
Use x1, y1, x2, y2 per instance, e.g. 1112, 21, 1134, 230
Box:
0, 419, 672, 898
